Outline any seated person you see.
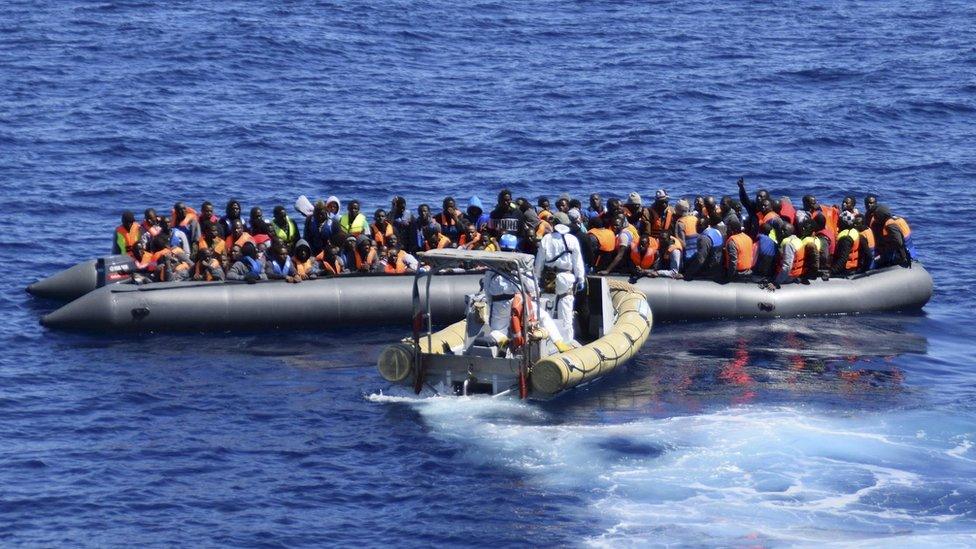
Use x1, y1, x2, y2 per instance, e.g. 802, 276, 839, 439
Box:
351, 237, 378, 272
316, 243, 345, 276
423, 224, 452, 251
265, 243, 300, 283
377, 235, 418, 274
292, 239, 319, 280
371, 209, 394, 246
458, 223, 483, 250
198, 221, 226, 262
227, 242, 267, 282
157, 246, 193, 282
192, 247, 226, 281
224, 219, 254, 251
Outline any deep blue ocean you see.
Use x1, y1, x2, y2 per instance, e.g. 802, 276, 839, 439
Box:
3, 1, 976, 546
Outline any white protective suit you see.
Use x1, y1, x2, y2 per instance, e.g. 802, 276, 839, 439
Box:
533, 225, 585, 341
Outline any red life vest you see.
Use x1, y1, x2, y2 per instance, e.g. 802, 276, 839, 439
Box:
458, 232, 483, 250
724, 233, 754, 273
354, 247, 377, 270
383, 251, 409, 274
629, 240, 658, 269
424, 234, 451, 251
371, 222, 394, 246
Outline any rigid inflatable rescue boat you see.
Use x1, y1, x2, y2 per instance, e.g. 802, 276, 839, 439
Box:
375, 249, 652, 399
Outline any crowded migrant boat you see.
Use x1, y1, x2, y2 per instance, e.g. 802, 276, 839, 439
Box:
110, 178, 916, 287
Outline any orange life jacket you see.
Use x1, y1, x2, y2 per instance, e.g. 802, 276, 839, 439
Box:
535, 220, 553, 239
133, 250, 155, 270
588, 228, 616, 253
225, 232, 254, 251
509, 293, 537, 350
435, 212, 459, 230
647, 207, 674, 237
115, 224, 141, 254
424, 233, 451, 251
629, 240, 658, 269
317, 254, 343, 275
171, 206, 199, 228
538, 209, 553, 222
354, 247, 377, 270
383, 250, 409, 274
838, 229, 860, 270
758, 211, 780, 229
861, 227, 876, 250
725, 232, 754, 272
458, 232, 482, 250
821, 205, 839, 238
677, 214, 698, 238
371, 222, 394, 246
882, 217, 911, 240
198, 236, 226, 255
293, 257, 316, 278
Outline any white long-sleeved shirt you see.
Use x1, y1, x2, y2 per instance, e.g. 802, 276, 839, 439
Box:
533, 229, 584, 283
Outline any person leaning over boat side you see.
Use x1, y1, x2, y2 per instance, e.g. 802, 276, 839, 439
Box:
684, 213, 725, 281
113, 210, 142, 256
192, 247, 225, 281
227, 242, 267, 282
435, 196, 463, 242
723, 218, 754, 282
534, 214, 585, 342
292, 239, 319, 280
271, 205, 299, 250
338, 199, 368, 239
265, 243, 300, 283
875, 205, 916, 267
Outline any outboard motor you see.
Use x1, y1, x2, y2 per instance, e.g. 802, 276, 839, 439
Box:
96, 255, 136, 288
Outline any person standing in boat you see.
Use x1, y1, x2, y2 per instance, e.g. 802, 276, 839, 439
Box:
534, 214, 585, 342
113, 211, 142, 256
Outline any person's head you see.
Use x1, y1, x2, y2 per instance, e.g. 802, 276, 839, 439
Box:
638, 234, 652, 252
466, 198, 483, 219
720, 195, 733, 213
203, 221, 218, 240
144, 208, 158, 225
842, 196, 856, 212
313, 201, 328, 223
392, 196, 407, 212
464, 223, 478, 239
756, 189, 770, 204
250, 206, 263, 222
355, 236, 372, 254
778, 223, 793, 241
589, 193, 602, 211
568, 198, 582, 211
443, 196, 456, 212
653, 189, 669, 208
568, 208, 582, 227
417, 203, 431, 221
708, 212, 722, 227
812, 213, 826, 233
121, 210, 135, 228
516, 197, 530, 212
374, 208, 387, 224
173, 202, 187, 220
694, 196, 705, 213
606, 198, 622, 217
874, 205, 892, 223
588, 216, 604, 229
230, 244, 242, 262
675, 199, 689, 215
273, 205, 287, 223
760, 198, 773, 214
157, 216, 170, 234
273, 244, 289, 262
151, 234, 169, 253
201, 201, 214, 219
537, 196, 550, 210
611, 214, 625, 232
197, 247, 213, 264
798, 218, 814, 238
325, 199, 339, 215
497, 189, 512, 209
226, 200, 241, 219
386, 234, 400, 250
853, 213, 866, 230
864, 194, 878, 213
802, 195, 818, 212
556, 197, 569, 212
343, 235, 357, 251
499, 233, 518, 251
424, 224, 442, 241
771, 198, 782, 214
231, 219, 244, 238
132, 241, 145, 258
704, 196, 717, 215
731, 199, 743, 216
344, 200, 358, 218
241, 241, 258, 259
727, 218, 743, 234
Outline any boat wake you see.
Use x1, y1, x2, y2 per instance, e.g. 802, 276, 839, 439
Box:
369, 392, 976, 546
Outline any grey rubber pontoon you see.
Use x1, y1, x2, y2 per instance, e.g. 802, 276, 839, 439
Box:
38, 263, 933, 332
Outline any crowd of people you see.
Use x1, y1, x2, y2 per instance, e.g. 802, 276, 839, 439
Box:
111, 178, 916, 286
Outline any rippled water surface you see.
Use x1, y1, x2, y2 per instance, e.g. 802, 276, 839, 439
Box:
2, 1, 976, 546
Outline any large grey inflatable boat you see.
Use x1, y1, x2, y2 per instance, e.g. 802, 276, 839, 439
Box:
37, 263, 933, 332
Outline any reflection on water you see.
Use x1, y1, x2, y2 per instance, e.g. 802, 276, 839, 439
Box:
547, 314, 929, 417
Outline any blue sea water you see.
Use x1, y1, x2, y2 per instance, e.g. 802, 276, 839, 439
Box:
2, 0, 976, 546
